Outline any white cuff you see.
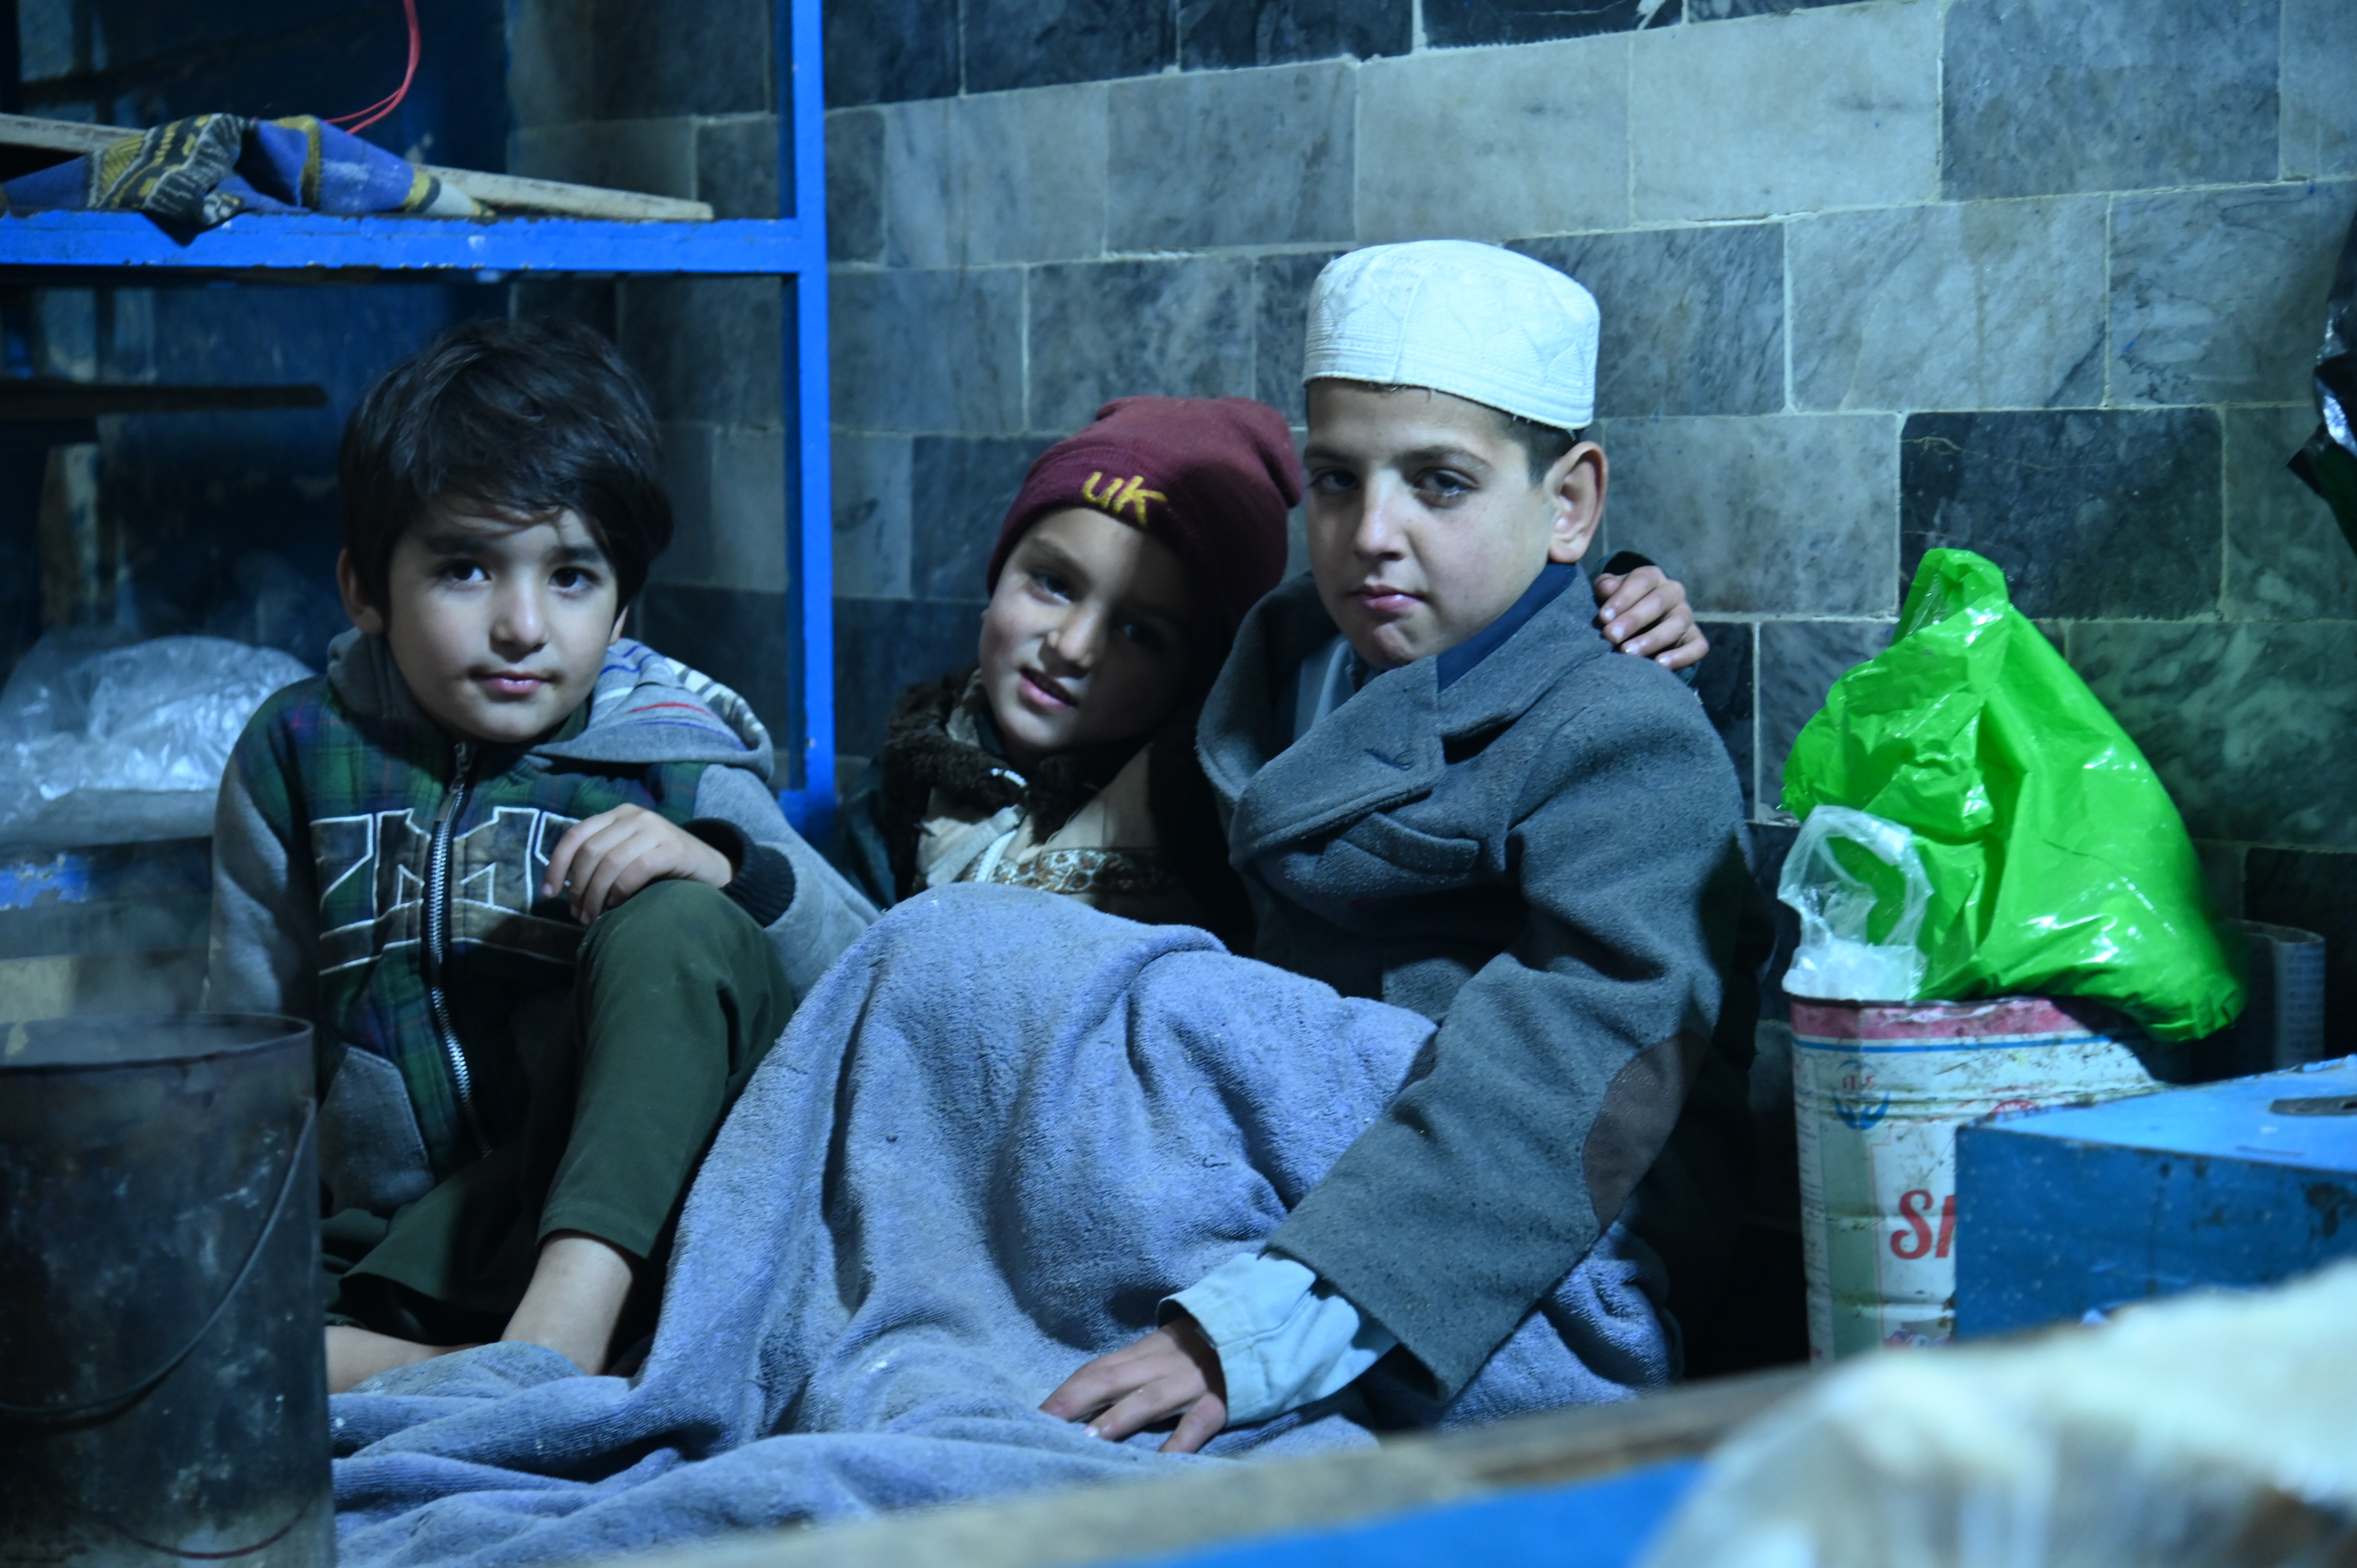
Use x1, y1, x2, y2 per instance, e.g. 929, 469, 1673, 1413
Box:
1166, 1252, 1396, 1424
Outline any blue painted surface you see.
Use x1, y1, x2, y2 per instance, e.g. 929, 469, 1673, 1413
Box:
0, 839, 211, 910
0, 851, 94, 909
1108, 1460, 1702, 1568
779, 0, 835, 829
0, 210, 821, 275
1967, 1059, 2357, 1168
1956, 1060, 2357, 1338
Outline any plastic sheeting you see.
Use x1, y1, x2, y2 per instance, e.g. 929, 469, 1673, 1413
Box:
1777, 805, 1933, 1003
0, 630, 311, 849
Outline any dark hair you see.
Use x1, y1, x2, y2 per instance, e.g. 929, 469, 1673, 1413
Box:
338, 316, 672, 611
1495, 408, 1581, 485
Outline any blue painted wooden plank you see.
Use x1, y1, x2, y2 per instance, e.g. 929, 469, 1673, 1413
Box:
0, 840, 211, 910
1956, 1061, 2357, 1338
0, 210, 821, 275
1106, 1460, 1703, 1568
0, 851, 94, 910
1973, 1061, 2357, 1169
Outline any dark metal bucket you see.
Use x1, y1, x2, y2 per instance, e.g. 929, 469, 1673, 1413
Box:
0, 1014, 329, 1566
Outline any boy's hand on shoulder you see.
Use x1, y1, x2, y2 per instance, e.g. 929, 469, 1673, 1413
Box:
1040, 1316, 1228, 1454
542, 804, 734, 922
1592, 564, 1709, 673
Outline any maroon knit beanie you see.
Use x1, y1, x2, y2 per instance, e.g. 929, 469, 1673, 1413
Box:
985, 396, 1301, 669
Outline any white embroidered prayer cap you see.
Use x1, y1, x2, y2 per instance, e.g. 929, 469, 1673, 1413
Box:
1302, 240, 1599, 431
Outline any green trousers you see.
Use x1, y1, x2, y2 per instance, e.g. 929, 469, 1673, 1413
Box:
323, 879, 795, 1345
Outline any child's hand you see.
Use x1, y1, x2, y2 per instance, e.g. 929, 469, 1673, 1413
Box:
541, 805, 733, 922
1040, 1318, 1228, 1454
1593, 564, 1709, 673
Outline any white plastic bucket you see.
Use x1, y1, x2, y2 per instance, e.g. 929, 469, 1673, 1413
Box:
1789, 996, 2157, 1361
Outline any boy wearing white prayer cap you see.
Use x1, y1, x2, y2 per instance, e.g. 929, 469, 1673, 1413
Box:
1044, 240, 1768, 1449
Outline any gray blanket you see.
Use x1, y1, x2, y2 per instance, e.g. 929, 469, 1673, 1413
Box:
332, 886, 1673, 1565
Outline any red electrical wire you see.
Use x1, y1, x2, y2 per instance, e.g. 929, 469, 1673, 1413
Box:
328, 0, 421, 135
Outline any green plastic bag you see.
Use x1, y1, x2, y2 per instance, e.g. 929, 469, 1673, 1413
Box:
1781, 549, 2243, 1042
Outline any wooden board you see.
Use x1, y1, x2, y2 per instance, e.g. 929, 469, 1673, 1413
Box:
0, 380, 325, 417
0, 113, 714, 222
421, 167, 714, 222
619, 1367, 1813, 1568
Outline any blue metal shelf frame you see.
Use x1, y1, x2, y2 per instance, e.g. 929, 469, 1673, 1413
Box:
0, 212, 816, 273
0, 0, 837, 836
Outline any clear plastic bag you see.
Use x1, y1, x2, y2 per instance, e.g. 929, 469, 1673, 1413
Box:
0, 630, 313, 848
1777, 805, 1933, 1003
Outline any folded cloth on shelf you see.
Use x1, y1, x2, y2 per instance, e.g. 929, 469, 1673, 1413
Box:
2, 113, 480, 230
329, 884, 1672, 1567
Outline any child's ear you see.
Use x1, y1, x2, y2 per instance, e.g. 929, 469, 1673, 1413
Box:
1544, 442, 1608, 566
609, 606, 629, 647
336, 549, 387, 637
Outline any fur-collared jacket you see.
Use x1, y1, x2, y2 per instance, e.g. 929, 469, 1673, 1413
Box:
832, 668, 1251, 946
1197, 569, 1770, 1398
206, 630, 878, 1215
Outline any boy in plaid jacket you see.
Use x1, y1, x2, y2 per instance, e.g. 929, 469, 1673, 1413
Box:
207, 319, 873, 1390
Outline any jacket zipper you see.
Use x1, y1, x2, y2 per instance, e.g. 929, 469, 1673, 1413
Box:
424, 740, 486, 1157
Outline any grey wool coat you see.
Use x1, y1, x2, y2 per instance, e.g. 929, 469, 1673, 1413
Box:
1197, 569, 1768, 1398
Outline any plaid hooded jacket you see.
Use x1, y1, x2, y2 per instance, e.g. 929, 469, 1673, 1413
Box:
207, 630, 876, 1213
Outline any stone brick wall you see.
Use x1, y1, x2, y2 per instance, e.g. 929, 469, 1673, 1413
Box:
507, 0, 800, 743
823, 0, 2357, 1044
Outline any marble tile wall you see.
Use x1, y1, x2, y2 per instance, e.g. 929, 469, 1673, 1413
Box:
1251, 251, 1341, 419
508, 0, 806, 758
1110, 65, 1357, 249
2281, 0, 2357, 181
1940, 0, 2279, 200
1354, 39, 1629, 242
2070, 622, 2357, 850
1025, 260, 1258, 431
1180, 0, 1411, 71
882, 86, 1110, 266
1898, 409, 2224, 620
1628, 2, 1941, 221
1787, 198, 2108, 412
830, 433, 914, 599
1514, 225, 1785, 417
1603, 414, 1900, 614
2111, 182, 2357, 407
830, 268, 1027, 431
2224, 403, 2357, 620
908, 436, 1059, 599
798, 0, 2357, 1038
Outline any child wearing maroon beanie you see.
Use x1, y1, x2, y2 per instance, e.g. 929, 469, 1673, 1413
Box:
832, 396, 1293, 941
831, 394, 1701, 944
